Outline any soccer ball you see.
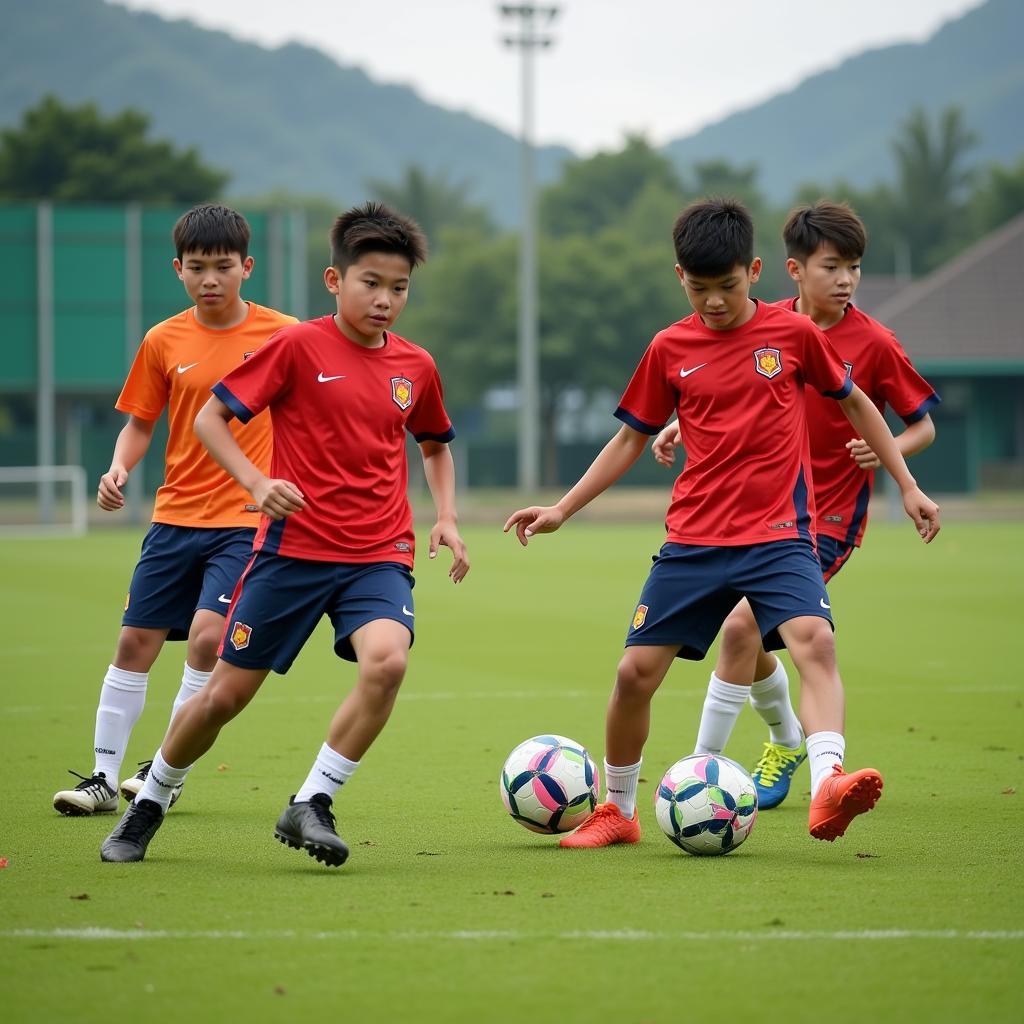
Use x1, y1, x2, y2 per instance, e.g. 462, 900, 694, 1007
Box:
654, 754, 758, 855
500, 734, 600, 834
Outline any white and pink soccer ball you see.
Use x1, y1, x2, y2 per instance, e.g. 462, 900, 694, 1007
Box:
500, 734, 600, 834
654, 753, 758, 855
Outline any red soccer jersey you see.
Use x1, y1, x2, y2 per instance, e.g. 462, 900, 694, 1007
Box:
213, 315, 454, 565
116, 303, 296, 528
616, 300, 852, 547
776, 297, 940, 546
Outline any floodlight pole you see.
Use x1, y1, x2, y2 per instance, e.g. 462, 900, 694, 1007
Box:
500, 4, 559, 491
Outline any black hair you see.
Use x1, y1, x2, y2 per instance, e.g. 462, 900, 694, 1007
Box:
172, 204, 251, 261
783, 200, 867, 262
672, 197, 754, 276
330, 201, 427, 272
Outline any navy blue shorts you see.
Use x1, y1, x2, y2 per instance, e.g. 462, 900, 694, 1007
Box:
625, 540, 833, 661
218, 552, 415, 673
817, 535, 856, 582
122, 523, 256, 640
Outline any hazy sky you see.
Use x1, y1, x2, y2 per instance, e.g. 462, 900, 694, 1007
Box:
115, 0, 983, 153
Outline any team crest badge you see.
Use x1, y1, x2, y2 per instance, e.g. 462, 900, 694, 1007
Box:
391, 377, 413, 410
124, 592, 130, 611
230, 621, 252, 651
753, 347, 783, 379
632, 604, 649, 630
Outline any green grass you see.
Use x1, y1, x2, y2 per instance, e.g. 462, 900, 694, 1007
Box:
1, 521, 1020, 1023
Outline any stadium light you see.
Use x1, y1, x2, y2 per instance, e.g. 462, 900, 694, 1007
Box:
499, 3, 560, 491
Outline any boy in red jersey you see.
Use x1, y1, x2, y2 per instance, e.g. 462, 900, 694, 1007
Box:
53, 204, 295, 816
100, 202, 469, 867
504, 198, 940, 847
651, 201, 939, 810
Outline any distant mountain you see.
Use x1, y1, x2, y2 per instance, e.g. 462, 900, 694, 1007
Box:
663, 0, 1024, 201
0, 0, 572, 223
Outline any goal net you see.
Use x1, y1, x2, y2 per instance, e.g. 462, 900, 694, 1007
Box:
0, 465, 89, 537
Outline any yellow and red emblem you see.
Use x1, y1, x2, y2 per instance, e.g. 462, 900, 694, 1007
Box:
632, 604, 649, 630
391, 376, 413, 410
230, 621, 252, 651
753, 347, 783, 379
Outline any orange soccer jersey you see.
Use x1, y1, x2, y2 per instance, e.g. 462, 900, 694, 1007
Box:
116, 302, 296, 528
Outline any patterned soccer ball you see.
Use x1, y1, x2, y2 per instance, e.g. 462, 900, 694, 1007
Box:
654, 754, 758, 855
500, 734, 600, 834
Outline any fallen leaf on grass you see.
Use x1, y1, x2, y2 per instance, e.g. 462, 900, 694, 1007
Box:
274, 985, 286, 996
855, 852, 880, 859
494, 890, 515, 896
70, 893, 90, 900
1001, 787, 1016, 795
216, 763, 229, 772
416, 851, 441, 856
0, 857, 9, 868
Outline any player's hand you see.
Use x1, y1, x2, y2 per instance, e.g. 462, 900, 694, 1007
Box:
846, 438, 881, 470
901, 485, 941, 543
97, 466, 128, 511
429, 518, 469, 583
652, 424, 681, 468
503, 505, 565, 546
252, 477, 304, 520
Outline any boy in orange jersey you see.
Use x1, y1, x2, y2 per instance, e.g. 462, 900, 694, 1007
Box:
652, 200, 939, 811
53, 204, 295, 816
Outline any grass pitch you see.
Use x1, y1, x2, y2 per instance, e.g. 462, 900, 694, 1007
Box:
0, 519, 1020, 1023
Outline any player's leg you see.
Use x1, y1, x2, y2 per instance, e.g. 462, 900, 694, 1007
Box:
53, 624, 166, 816
777, 613, 882, 841
121, 529, 254, 805
100, 661, 270, 863
276, 564, 414, 867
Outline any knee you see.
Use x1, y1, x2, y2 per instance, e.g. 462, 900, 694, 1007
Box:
360, 648, 408, 702
188, 626, 222, 666
719, 609, 762, 660
115, 629, 161, 669
197, 681, 247, 724
614, 652, 660, 703
791, 622, 837, 671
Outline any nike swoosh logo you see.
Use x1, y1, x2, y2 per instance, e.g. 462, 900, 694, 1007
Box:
177, 362, 199, 374
679, 363, 707, 378
317, 372, 346, 383
402, 605, 414, 618
218, 594, 231, 604
820, 598, 831, 609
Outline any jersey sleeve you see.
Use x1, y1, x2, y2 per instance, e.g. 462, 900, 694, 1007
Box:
802, 322, 853, 399
614, 338, 676, 434
212, 327, 294, 423
115, 332, 169, 420
875, 332, 941, 423
407, 362, 455, 443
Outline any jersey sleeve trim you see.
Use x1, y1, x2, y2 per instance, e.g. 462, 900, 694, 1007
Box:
613, 407, 664, 435
900, 391, 942, 425
212, 382, 255, 424
822, 370, 854, 400
412, 427, 456, 444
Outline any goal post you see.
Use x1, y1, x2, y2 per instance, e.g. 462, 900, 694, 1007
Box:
0, 465, 89, 537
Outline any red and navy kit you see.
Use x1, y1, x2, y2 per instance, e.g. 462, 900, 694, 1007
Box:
776, 298, 940, 547
615, 300, 852, 547
213, 316, 454, 567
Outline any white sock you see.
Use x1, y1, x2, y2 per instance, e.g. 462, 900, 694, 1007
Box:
172, 662, 211, 719
92, 664, 148, 784
693, 674, 749, 755
806, 731, 846, 798
294, 743, 360, 803
748, 660, 803, 749
604, 759, 642, 818
135, 749, 191, 812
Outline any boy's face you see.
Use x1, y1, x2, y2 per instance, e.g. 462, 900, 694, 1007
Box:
786, 243, 861, 316
325, 251, 412, 345
174, 249, 253, 317
676, 259, 761, 331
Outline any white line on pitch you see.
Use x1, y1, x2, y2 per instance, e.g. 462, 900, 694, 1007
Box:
2, 928, 1021, 943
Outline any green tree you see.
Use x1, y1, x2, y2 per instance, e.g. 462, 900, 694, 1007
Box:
366, 164, 495, 246
0, 94, 228, 201
969, 155, 1024, 235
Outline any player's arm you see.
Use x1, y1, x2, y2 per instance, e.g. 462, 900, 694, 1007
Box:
504, 424, 649, 546
194, 395, 304, 521
846, 413, 936, 470
97, 414, 156, 511
837, 386, 940, 542
418, 441, 469, 583
651, 418, 681, 468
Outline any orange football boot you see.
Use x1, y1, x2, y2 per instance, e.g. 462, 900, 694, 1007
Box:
559, 802, 641, 848
809, 764, 884, 841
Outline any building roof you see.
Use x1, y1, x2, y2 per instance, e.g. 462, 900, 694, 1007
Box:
873, 212, 1024, 370
853, 275, 911, 315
